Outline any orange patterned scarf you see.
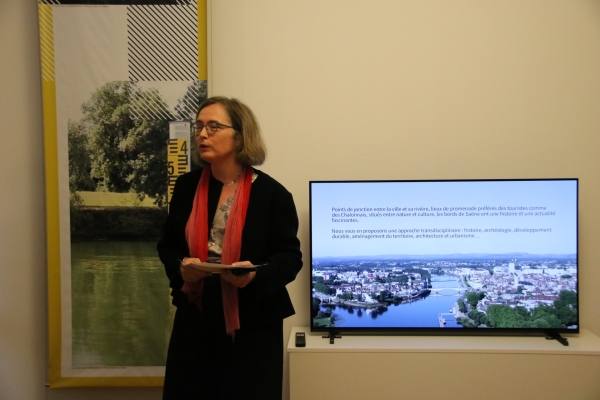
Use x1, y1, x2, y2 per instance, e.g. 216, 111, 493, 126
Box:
183, 165, 253, 337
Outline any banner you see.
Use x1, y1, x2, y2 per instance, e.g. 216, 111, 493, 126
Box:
39, 0, 207, 387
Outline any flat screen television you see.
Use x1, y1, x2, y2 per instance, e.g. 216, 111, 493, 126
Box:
310, 179, 578, 341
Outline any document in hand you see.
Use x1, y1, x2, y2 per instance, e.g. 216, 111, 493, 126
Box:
188, 262, 259, 275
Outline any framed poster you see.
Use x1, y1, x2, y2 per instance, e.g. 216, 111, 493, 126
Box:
39, 0, 207, 387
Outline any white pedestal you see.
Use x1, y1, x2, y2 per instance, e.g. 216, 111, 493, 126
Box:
288, 327, 600, 400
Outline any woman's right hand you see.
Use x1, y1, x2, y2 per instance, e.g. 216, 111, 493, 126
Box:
180, 257, 212, 282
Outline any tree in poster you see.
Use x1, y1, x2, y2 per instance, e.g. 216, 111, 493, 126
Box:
69, 80, 209, 209
68, 119, 95, 210
69, 81, 174, 207
119, 86, 174, 207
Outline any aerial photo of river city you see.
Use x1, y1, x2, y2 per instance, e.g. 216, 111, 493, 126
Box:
311, 255, 578, 330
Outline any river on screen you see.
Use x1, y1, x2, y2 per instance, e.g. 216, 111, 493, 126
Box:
319, 276, 462, 329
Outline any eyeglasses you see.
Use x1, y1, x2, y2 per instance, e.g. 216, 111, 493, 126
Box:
194, 121, 234, 136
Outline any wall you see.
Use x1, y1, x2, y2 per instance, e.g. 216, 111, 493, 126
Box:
0, 1, 47, 399
1, 0, 599, 399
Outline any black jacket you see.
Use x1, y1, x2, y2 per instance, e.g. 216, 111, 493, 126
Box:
157, 167, 303, 324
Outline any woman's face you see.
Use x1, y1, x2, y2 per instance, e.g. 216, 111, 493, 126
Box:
195, 103, 237, 165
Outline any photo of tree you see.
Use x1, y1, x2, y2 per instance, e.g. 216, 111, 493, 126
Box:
68, 80, 206, 367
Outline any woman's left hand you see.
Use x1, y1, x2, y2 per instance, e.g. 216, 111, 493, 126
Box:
221, 261, 257, 288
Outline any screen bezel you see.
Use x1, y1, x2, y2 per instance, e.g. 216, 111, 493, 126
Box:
309, 178, 579, 336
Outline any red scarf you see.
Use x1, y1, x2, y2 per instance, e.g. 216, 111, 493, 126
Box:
183, 165, 253, 337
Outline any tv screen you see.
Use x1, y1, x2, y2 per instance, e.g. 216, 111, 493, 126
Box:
310, 179, 578, 336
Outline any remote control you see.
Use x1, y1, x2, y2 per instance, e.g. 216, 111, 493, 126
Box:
295, 332, 306, 347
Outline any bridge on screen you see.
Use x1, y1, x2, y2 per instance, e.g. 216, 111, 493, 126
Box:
430, 287, 466, 296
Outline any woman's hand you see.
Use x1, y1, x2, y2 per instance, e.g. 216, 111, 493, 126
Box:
221, 261, 257, 288
180, 257, 212, 282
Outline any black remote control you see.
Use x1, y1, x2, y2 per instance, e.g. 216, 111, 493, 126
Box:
295, 332, 306, 347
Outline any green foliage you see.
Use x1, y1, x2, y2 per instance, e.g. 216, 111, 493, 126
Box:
120, 115, 171, 206
312, 298, 322, 315
468, 310, 481, 320
457, 317, 476, 328
313, 316, 332, 328
69, 82, 177, 207
315, 282, 334, 295
486, 305, 526, 328
467, 310, 488, 326
70, 191, 84, 209
313, 309, 334, 327
68, 120, 95, 191
70, 206, 167, 240
472, 291, 577, 330
529, 308, 564, 329
457, 299, 467, 313
465, 291, 485, 310
479, 315, 489, 326
514, 306, 530, 319
539, 294, 578, 327
82, 82, 138, 192
559, 290, 577, 307
403, 267, 431, 280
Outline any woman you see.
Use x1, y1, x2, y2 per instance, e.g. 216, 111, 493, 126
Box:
157, 97, 302, 400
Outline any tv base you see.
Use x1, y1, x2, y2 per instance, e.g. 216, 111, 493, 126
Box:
289, 328, 600, 400
545, 331, 569, 346
322, 331, 342, 344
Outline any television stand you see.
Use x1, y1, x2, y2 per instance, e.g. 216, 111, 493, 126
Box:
322, 330, 342, 344
288, 327, 600, 400
545, 331, 569, 346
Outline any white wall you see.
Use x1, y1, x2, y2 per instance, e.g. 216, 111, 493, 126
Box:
0, 1, 47, 399
2, 1, 599, 399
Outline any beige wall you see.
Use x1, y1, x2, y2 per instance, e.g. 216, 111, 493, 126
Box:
1, 1, 599, 399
